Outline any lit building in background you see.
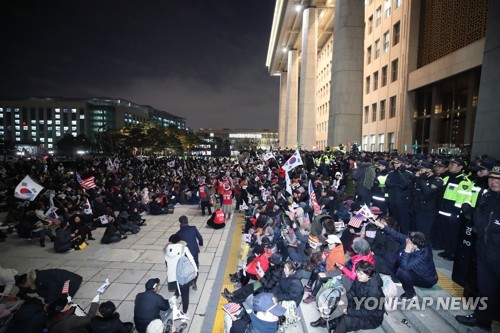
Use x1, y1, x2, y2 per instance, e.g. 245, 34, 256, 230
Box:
193, 129, 278, 156
0, 97, 185, 154
267, 0, 500, 157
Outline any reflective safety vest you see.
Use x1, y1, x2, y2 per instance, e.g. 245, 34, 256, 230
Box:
441, 173, 476, 211
372, 174, 389, 201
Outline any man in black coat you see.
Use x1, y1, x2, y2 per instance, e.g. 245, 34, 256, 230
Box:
176, 215, 203, 290
133, 278, 170, 333
15, 268, 82, 304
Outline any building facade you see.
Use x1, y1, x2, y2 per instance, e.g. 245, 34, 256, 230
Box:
268, 0, 499, 156
0, 97, 185, 154
194, 129, 278, 156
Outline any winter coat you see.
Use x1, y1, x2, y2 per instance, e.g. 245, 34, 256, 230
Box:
344, 272, 384, 331
88, 302, 131, 333
473, 189, 500, 264
133, 290, 170, 333
100, 223, 122, 244
341, 253, 375, 281
325, 244, 346, 272
7, 298, 47, 333
274, 270, 305, 306
383, 226, 438, 284
164, 241, 196, 287
246, 254, 269, 278
46, 303, 96, 333
54, 227, 73, 253
176, 225, 203, 257
258, 264, 283, 292
31, 269, 83, 304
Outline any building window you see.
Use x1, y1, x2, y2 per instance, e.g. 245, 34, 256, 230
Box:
381, 66, 388, 86
363, 135, 368, 151
364, 106, 369, 124
391, 58, 399, 82
388, 132, 395, 150
368, 15, 373, 34
375, 39, 380, 59
370, 135, 376, 152
393, 21, 400, 46
373, 71, 379, 90
395, 0, 402, 9
372, 103, 377, 122
384, 0, 391, 18
383, 31, 390, 53
390, 96, 397, 118
378, 134, 385, 151
380, 100, 386, 120
367, 46, 372, 64
366, 76, 371, 94
376, 6, 381, 26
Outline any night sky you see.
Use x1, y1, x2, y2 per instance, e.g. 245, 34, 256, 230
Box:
0, 0, 279, 131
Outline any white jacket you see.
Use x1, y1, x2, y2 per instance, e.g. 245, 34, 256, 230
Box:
164, 241, 197, 283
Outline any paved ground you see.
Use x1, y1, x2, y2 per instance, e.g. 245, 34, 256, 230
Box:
0, 205, 231, 333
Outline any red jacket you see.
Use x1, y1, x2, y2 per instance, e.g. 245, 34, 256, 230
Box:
214, 210, 225, 224
246, 254, 269, 279
341, 253, 375, 281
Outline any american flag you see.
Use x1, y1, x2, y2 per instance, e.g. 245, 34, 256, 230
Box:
222, 302, 241, 314
61, 280, 70, 294
77, 173, 97, 190
348, 212, 365, 228
308, 180, 321, 211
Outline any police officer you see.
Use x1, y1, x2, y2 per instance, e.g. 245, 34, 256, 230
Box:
456, 164, 500, 331
430, 159, 449, 250
413, 161, 444, 248
386, 157, 413, 234
371, 160, 390, 215
437, 158, 473, 261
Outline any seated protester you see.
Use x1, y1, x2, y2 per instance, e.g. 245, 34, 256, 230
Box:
46, 296, 95, 333
372, 219, 438, 299
206, 205, 226, 229
16, 210, 55, 247
148, 196, 169, 215
15, 268, 83, 304
230, 292, 286, 333
69, 214, 95, 241
54, 220, 76, 253
222, 253, 283, 304
88, 297, 134, 333
101, 219, 127, 245
324, 261, 384, 332
304, 234, 346, 304
133, 278, 170, 333
339, 201, 363, 252
254, 216, 275, 246
0, 265, 18, 296
336, 237, 375, 288
128, 206, 147, 227
286, 222, 311, 264
7, 295, 47, 333
234, 244, 269, 288
363, 215, 400, 277
116, 211, 140, 235
273, 260, 305, 307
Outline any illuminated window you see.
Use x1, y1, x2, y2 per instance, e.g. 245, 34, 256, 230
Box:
55, 120, 61, 125
48, 138, 53, 142
47, 120, 52, 124
55, 114, 60, 119
31, 132, 37, 137
55, 108, 60, 113
72, 121, 77, 125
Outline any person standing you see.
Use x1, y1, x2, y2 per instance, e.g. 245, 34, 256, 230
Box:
386, 157, 413, 234
197, 178, 212, 216
371, 160, 390, 215
436, 158, 473, 261
176, 215, 203, 290
456, 164, 500, 331
413, 161, 445, 247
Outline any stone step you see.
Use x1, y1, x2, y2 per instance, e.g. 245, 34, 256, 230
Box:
402, 296, 460, 333
382, 309, 421, 333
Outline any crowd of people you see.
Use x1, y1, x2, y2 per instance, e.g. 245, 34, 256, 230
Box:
0, 148, 498, 332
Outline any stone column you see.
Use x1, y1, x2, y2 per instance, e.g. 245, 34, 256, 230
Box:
279, 71, 288, 147
472, 0, 500, 158
298, 7, 317, 150
429, 85, 442, 153
328, 0, 364, 147
463, 71, 477, 145
285, 49, 299, 148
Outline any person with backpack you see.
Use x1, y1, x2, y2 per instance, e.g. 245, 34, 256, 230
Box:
353, 157, 376, 205
164, 234, 198, 316
176, 215, 203, 290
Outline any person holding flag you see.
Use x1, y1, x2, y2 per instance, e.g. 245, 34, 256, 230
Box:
14, 175, 44, 202
282, 149, 303, 173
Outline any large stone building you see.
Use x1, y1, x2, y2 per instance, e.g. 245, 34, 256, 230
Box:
0, 97, 185, 154
267, 0, 500, 157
